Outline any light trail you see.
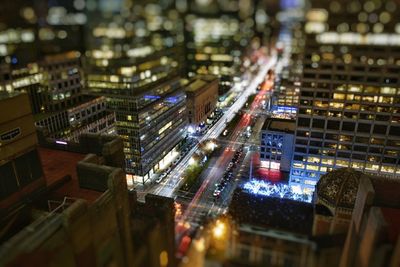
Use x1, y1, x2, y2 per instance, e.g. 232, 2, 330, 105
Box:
151, 55, 277, 198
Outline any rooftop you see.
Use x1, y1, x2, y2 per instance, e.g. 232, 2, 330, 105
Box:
38, 147, 101, 203
261, 117, 295, 133
316, 168, 400, 211
316, 168, 367, 210
185, 75, 218, 92
229, 188, 314, 235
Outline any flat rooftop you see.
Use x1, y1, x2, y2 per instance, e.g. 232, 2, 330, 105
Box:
229, 188, 314, 235
186, 75, 218, 92
261, 118, 295, 133
38, 147, 102, 203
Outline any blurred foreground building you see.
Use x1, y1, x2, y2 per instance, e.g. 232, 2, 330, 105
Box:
189, 168, 400, 267
0, 91, 176, 267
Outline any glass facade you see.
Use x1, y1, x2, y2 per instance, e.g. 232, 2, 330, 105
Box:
87, 57, 188, 182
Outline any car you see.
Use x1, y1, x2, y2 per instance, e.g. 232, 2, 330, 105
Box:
213, 190, 221, 198
155, 175, 165, 183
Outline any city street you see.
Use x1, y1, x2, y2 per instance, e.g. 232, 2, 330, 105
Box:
173, 57, 278, 255
136, 54, 277, 200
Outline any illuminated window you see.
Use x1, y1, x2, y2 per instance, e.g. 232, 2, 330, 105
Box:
304, 180, 317, 186
336, 160, 349, 167
293, 163, 305, 169
306, 164, 319, 171
333, 93, 345, 100
330, 102, 344, 108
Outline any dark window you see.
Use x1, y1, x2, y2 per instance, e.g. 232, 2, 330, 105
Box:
383, 157, 396, 164
327, 120, 340, 130
389, 126, 400, 136
295, 147, 307, 153
298, 118, 310, 127
311, 132, 324, 139
357, 123, 371, 133
0, 162, 18, 199
352, 153, 366, 161
296, 139, 308, 145
310, 141, 322, 147
312, 119, 325, 129
354, 145, 368, 152
337, 152, 351, 158
373, 125, 387, 135
342, 122, 355, 131
294, 155, 304, 161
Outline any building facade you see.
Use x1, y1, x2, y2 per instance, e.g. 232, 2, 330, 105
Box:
260, 118, 295, 172
86, 53, 188, 184
0, 51, 116, 142
290, 3, 400, 193
185, 75, 218, 131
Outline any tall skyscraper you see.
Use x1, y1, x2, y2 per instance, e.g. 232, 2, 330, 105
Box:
290, 0, 400, 193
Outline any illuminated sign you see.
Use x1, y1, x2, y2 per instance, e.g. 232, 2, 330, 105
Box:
242, 180, 312, 203
144, 95, 161, 100
1, 128, 21, 141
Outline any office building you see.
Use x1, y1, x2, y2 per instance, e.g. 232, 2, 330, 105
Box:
290, 2, 400, 193
185, 75, 219, 131
0, 51, 116, 142
86, 53, 188, 184
184, 0, 255, 95
260, 118, 295, 172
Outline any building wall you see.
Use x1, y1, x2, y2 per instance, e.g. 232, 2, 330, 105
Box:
186, 78, 218, 127
290, 38, 400, 192
260, 129, 294, 172
0, 92, 45, 210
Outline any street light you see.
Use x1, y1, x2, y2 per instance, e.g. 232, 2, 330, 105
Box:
189, 157, 196, 165
212, 220, 226, 240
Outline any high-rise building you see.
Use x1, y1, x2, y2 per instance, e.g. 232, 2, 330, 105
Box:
290, 1, 400, 193
184, 0, 255, 95
86, 54, 188, 184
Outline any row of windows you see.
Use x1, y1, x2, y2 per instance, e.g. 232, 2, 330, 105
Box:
303, 73, 398, 84
291, 161, 400, 176
68, 102, 106, 123
298, 109, 399, 122
293, 147, 399, 164
297, 118, 400, 136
